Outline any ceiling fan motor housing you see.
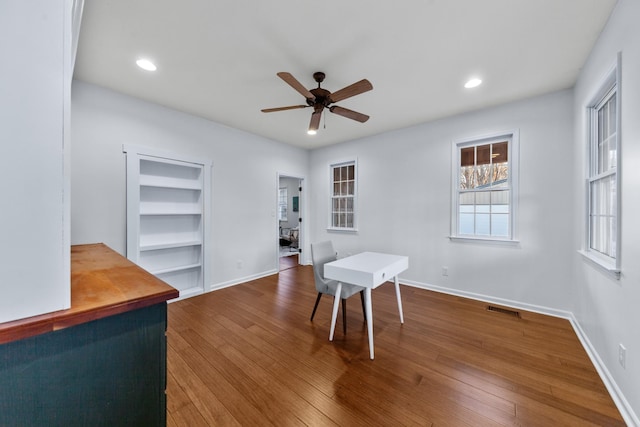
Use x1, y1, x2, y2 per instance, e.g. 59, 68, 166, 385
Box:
308, 88, 331, 109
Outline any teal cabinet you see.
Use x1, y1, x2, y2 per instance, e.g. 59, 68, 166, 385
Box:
0, 303, 168, 426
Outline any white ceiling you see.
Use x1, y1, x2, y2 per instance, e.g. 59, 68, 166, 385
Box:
73, 0, 616, 149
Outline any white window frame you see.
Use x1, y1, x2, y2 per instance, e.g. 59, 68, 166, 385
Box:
579, 55, 621, 276
328, 159, 358, 232
278, 187, 288, 221
450, 130, 519, 243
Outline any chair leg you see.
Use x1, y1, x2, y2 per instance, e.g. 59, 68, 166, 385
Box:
310, 293, 322, 321
360, 290, 366, 322
342, 298, 347, 335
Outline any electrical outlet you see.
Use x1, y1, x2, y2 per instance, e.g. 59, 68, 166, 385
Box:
237, 260, 243, 269
619, 343, 626, 369
442, 266, 448, 276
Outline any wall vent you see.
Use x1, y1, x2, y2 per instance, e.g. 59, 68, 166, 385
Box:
486, 305, 521, 318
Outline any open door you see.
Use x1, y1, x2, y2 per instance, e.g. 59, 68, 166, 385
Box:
277, 174, 304, 271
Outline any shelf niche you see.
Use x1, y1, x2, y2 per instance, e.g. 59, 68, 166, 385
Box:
124, 145, 212, 300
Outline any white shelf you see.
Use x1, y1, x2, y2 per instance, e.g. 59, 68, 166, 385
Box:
139, 214, 202, 248
151, 263, 202, 276
156, 267, 202, 292
140, 210, 202, 216
140, 186, 202, 214
139, 158, 203, 190
140, 240, 202, 252
139, 177, 202, 190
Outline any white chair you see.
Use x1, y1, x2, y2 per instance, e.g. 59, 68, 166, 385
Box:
310, 241, 366, 336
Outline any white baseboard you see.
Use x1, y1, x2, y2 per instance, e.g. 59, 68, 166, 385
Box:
210, 269, 279, 292
167, 269, 279, 304
402, 279, 574, 318
401, 278, 639, 427
568, 314, 639, 427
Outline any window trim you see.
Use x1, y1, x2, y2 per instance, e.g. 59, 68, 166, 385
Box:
450, 130, 520, 243
327, 159, 358, 232
278, 187, 288, 221
580, 53, 622, 277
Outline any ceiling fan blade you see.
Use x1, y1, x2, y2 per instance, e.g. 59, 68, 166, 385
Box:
277, 72, 315, 101
261, 105, 308, 113
309, 111, 322, 132
329, 79, 373, 103
329, 105, 370, 123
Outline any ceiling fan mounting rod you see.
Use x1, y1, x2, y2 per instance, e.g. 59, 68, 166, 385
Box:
313, 71, 326, 85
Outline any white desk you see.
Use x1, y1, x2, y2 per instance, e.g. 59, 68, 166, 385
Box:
324, 252, 408, 359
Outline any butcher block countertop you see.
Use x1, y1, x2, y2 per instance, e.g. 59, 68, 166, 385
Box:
0, 243, 178, 344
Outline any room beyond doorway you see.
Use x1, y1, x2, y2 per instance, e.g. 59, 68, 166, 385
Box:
277, 174, 304, 271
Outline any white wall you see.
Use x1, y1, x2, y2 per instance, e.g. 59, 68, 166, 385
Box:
0, 1, 71, 323
309, 90, 575, 312
71, 81, 309, 287
572, 0, 640, 422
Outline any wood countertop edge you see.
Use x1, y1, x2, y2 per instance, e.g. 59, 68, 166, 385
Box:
0, 243, 179, 345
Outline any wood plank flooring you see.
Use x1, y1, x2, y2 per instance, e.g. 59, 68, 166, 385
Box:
166, 264, 624, 426
279, 253, 299, 271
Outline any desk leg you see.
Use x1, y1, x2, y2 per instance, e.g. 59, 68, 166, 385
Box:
394, 276, 404, 324
365, 288, 374, 360
329, 282, 342, 341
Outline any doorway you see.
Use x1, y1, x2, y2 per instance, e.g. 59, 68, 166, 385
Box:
277, 174, 304, 271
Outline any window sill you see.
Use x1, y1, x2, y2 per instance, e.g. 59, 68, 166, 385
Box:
578, 250, 620, 279
449, 236, 520, 246
327, 227, 358, 233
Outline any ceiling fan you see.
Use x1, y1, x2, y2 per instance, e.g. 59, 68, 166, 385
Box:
262, 72, 373, 134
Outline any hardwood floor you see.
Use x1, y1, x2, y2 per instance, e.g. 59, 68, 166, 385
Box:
279, 252, 299, 271
166, 264, 624, 426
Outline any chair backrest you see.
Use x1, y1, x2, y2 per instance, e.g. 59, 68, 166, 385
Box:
310, 241, 337, 292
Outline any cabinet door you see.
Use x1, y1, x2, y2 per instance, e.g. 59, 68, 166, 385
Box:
124, 146, 212, 300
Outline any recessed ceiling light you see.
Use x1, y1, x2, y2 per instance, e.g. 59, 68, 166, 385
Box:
307, 130, 317, 135
136, 58, 157, 72
464, 78, 482, 89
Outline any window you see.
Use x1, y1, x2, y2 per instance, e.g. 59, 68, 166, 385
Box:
584, 57, 621, 273
278, 187, 287, 221
452, 131, 519, 241
329, 160, 356, 230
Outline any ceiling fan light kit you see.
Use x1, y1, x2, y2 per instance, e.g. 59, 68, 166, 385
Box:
136, 58, 157, 71
262, 71, 373, 135
464, 78, 482, 88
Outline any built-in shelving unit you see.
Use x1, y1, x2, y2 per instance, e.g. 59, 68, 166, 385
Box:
124, 145, 212, 300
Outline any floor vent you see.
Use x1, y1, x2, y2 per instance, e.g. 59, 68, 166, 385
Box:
486, 305, 521, 318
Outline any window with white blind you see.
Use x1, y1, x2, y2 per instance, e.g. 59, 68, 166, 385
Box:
451, 131, 519, 242
582, 57, 621, 274
329, 160, 357, 230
